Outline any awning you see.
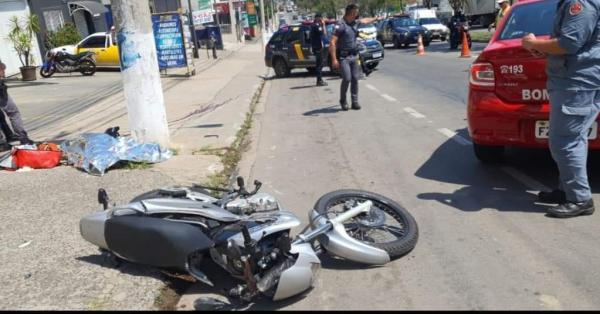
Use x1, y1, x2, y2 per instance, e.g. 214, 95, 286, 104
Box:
68, 1, 109, 18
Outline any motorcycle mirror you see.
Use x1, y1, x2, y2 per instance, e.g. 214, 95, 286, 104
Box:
237, 176, 245, 189
97, 188, 109, 210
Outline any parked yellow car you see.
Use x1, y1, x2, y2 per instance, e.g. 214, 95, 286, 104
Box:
51, 31, 120, 67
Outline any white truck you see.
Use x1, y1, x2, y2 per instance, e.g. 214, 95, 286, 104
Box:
409, 9, 450, 41
463, 0, 499, 27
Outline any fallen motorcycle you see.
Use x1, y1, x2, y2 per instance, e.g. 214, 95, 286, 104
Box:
80, 177, 418, 302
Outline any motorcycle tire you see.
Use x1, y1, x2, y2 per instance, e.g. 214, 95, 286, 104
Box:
313, 190, 418, 259
80, 60, 96, 76
130, 186, 212, 203
40, 66, 55, 78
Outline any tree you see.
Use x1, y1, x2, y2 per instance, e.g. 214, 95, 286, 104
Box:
7, 14, 40, 67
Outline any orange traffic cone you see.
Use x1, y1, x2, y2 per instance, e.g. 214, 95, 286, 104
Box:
460, 30, 471, 58
416, 34, 425, 56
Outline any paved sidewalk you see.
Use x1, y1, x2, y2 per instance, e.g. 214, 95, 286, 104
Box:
0, 39, 268, 310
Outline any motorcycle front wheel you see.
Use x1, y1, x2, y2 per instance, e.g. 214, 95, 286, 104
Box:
40, 65, 55, 78
80, 60, 96, 76
313, 190, 418, 259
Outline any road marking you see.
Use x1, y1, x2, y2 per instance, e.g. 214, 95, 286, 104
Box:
404, 107, 426, 119
366, 84, 378, 92
501, 166, 551, 192
381, 94, 397, 102
437, 128, 472, 146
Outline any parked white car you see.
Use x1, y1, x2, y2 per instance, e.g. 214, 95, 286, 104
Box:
418, 17, 449, 41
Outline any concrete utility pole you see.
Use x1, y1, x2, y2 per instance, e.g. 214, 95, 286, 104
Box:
259, 0, 266, 49
228, 0, 237, 40
187, 0, 200, 58
111, 0, 170, 148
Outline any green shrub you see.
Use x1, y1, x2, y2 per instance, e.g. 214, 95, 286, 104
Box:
46, 23, 82, 48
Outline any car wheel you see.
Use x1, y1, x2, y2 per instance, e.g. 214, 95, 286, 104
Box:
402, 43, 410, 48
423, 40, 431, 47
440, 36, 447, 42
473, 144, 505, 163
273, 58, 290, 78
306, 67, 316, 74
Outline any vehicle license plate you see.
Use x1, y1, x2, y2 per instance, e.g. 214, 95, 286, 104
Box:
535, 120, 598, 140
372, 52, 382, 58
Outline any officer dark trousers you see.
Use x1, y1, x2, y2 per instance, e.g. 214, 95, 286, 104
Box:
0, 82, 30, 143
340, 54, 360, 105
548, 90, 600, 202
0, 110, 15, 142
315, 49, 324, 83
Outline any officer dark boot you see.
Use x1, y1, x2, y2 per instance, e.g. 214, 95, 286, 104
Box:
340, 101, 349, 111
317, 80, 328, 87
20, 137, 34, 145
547, 199, 595, 218
538, 189, 567, 204
351, 102, 361, 110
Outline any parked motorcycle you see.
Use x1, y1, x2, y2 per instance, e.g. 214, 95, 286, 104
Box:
80, 177, 419, 303
448, 20, 472, 50
40, 50, 97, 78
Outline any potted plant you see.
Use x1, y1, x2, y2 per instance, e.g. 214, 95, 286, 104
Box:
7, 14, 40, 81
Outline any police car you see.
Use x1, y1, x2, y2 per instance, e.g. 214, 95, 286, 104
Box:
467, 0, 600, 162
265, 20, 385, 78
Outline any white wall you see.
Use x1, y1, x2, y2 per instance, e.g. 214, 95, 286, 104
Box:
0, 0, 43, 77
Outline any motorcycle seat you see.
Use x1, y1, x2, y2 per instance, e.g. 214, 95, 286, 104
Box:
64, 52, 93, 60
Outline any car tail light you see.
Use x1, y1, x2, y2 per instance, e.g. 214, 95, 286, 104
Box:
470, 62, 495, 90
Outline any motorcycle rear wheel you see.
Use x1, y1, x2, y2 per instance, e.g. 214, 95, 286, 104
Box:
313, 190, 418, 259
80, 60, 96, 76
40, 66, 55, 78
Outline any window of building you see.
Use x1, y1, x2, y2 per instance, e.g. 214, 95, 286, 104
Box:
43, 10, 65, 32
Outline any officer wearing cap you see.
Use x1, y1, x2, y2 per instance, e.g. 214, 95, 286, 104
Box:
488, 0, 511, 32
310, 13, 327, 87
522, 0, 600, 218
329, 4, 378, 111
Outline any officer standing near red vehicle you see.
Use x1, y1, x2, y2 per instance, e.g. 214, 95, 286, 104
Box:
522, 0, 600, 218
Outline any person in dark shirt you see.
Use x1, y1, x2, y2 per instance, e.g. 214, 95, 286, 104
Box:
310, 13, 328, 86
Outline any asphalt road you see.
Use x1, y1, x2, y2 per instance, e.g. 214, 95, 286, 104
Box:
239, 40, 600, 310
6, 70, 123, 134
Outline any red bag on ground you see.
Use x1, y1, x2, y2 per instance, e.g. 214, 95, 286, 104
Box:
14, 149, 62, 169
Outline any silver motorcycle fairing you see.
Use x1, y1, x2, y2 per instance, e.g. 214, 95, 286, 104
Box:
272, 242, 321, 301
140, 198, 241, 222
223, 211, 301, 247
309, 210, 390, 265
80, 210, 110, 250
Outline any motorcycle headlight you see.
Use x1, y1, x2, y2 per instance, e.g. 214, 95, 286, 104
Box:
247, 193, 280, 212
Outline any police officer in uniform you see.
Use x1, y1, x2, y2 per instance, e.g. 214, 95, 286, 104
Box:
0, 61, 33, 149
310, 13, 328, 87
329, 4, 378, 111
522, 0, 600, 218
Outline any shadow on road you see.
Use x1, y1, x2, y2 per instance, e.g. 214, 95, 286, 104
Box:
303, 105, 342, 116
386, 41, 487, 55
415, 128, 551, 214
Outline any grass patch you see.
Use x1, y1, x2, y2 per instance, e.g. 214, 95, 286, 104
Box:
192, 145, 229, 156
471, 31, 493, 43
201, 79, 266, 196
